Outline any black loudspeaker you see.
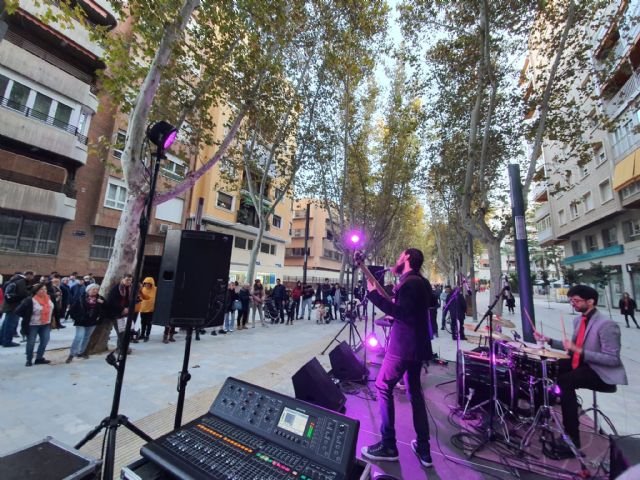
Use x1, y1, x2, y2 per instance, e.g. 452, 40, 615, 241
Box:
153, 230, 232, 328
329, 341, 367, 382
610, 435, 640, 479
292, 358, 346, 413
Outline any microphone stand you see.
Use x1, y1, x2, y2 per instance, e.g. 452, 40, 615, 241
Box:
468, 286, 512, 457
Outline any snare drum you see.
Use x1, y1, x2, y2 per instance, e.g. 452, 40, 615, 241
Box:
509, 349, 559, 384
456, 351, 517, 411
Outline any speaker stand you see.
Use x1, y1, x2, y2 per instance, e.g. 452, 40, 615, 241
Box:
174, 326, 194, 430
76, 138, 165, 479
320, 318, 364, 356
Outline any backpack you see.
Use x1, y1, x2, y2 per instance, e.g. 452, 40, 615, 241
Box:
2, 281, 17, 303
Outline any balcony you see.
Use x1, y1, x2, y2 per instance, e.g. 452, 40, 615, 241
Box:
537, 227, 554, 245
0, 179, 76, 220
561, 244, 624, 265
603, 68, 640, 119
534, 202, 550, 222
0, 97, 89, 164
532, 184, 549, 203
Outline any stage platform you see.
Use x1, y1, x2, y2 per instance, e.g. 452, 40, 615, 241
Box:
348, 354, 611, 480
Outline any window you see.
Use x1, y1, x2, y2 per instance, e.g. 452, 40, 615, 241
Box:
0, 74, 8, 98
565, 170, 573, 188
260, 242, 276, 255
53, 102, 72, 129
286, 247, 308, 257
32, 92, 52, 121
272, 215, 282, 229
216, 191, 233, 210
294, 209, 306, 218
602, 226, 618, 247
8, 80, 29, 112
580, 160, 590, 178
621, 180, 640, 199
626, 219, 640, 240
596, 147, 606, 166
105, 177, 127, 210
0, 212, 61, 255
570, 202, 579, 219
599, 180, 613, 203
274, 187, 284, 200
77, 110, 90, 135
535, 216, 551, 232
234, 237, 247, 249
323, 249, 343, 261
571, 240, 584, 255
583, 192, 594, 211
90, 227, 116, 260
155, 197, 184, 223
612, 118, 635, 158
586, 234, 599, 252
558, 209, 566, 225
113, 130, 126, 159
161, 155, 188, 180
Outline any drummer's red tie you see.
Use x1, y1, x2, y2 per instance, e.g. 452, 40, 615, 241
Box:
572, 315, 587, 369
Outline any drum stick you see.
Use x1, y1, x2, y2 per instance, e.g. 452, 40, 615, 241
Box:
523, 309, 537, 333
561, 314, 567, 341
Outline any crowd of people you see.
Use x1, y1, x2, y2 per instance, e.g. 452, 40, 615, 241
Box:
0, 271, 357, 367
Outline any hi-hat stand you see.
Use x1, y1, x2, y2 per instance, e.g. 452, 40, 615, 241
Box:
75, 126, 174, 479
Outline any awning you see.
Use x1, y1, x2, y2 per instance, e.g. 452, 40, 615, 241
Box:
612, 148, 640, 191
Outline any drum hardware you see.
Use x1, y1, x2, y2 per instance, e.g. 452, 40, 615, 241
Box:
519, 356, 588, 471
466, 286, 515, 457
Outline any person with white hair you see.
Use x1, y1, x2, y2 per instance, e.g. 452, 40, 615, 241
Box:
66, 283, 105, 363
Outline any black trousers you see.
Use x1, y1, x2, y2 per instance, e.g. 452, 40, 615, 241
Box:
623, 312, 639, 327
556, 359, 611, 446
140, 312, 153, 338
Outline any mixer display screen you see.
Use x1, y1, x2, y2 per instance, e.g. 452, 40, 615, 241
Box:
278, 407, 309, 437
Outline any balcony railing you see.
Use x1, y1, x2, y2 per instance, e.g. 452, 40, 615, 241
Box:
0, 96, 88, 145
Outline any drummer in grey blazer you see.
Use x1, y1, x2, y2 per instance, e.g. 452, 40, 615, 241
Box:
535, 284, 627, 455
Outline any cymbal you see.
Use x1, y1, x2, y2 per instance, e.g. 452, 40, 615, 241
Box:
463, 324, 510, 341
520, 346, 570, 360
493, 315, 515, 328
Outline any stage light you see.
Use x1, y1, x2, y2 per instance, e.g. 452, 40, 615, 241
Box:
345, 229, 365, 249
147, 120, 178, 150
365, 333, 380, 350
552, 384, 561, 396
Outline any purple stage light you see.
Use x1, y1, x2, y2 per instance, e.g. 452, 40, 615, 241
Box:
345, 229, 365, 249
163, 129, 178, 149
552, 384, 561, 396
365, 333, 380, 350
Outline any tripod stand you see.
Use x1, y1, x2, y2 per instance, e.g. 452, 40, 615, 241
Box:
75, 126, 174, 479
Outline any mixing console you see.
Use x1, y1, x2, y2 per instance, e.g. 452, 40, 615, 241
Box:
141, 377, 360, 480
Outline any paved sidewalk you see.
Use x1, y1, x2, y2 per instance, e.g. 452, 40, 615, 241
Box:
0, 316, 351, 457
430, 291, 640, 437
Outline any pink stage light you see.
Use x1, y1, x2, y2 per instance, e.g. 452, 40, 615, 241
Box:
365, 333, 380, 350
367, 336, 379, 348
350, 234, 361, 244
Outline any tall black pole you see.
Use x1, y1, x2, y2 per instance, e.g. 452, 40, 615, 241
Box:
302, 202, 311, 285
508, 164, 535, 343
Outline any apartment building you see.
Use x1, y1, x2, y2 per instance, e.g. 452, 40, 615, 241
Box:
282, 200, 343, 283
0, 0, 118, 277
531, 0, 640, 305
186, 117, 293, 286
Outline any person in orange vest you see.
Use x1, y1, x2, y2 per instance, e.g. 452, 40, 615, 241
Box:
139, 277, 156, 342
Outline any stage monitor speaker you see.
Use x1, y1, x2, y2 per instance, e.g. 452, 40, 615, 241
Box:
292, 358, 346, 413
153, 230, 232, 328
610, 435, 640, 479
329, 341, 367, 382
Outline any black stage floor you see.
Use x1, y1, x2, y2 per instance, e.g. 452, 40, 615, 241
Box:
343, 353, 610, 480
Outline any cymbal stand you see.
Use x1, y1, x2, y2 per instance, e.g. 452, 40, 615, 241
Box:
519, 357, 589, 472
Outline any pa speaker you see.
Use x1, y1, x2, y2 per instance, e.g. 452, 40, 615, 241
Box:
329, 341, 367, 382
610, 435, 640, 479
153, 230, 232, 328
292, 358, 346, 413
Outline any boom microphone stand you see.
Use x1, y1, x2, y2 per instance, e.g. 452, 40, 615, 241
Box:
467, 286, 513, 456
75, 122, 177, 479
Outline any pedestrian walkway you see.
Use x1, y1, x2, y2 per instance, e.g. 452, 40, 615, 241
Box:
0, 316, 350, 458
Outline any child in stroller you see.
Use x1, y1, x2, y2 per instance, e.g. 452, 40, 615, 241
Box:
263, 297, 279, 323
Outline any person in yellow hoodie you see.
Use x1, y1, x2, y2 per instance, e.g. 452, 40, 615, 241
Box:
139, 277, 157, 342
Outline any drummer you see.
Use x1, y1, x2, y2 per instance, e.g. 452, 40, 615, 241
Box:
534, 284, 627, 456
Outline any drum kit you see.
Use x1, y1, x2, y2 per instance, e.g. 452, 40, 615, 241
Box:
455, 317, 586, 460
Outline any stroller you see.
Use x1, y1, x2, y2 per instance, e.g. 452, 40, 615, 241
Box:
263, 297, 280, 323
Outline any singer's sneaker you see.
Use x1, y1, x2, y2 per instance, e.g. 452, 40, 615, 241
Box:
411, 440, 433, 468
361, 441, 399, 462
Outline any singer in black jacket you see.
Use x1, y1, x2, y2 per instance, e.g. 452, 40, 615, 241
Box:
361, 248, 435, 469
